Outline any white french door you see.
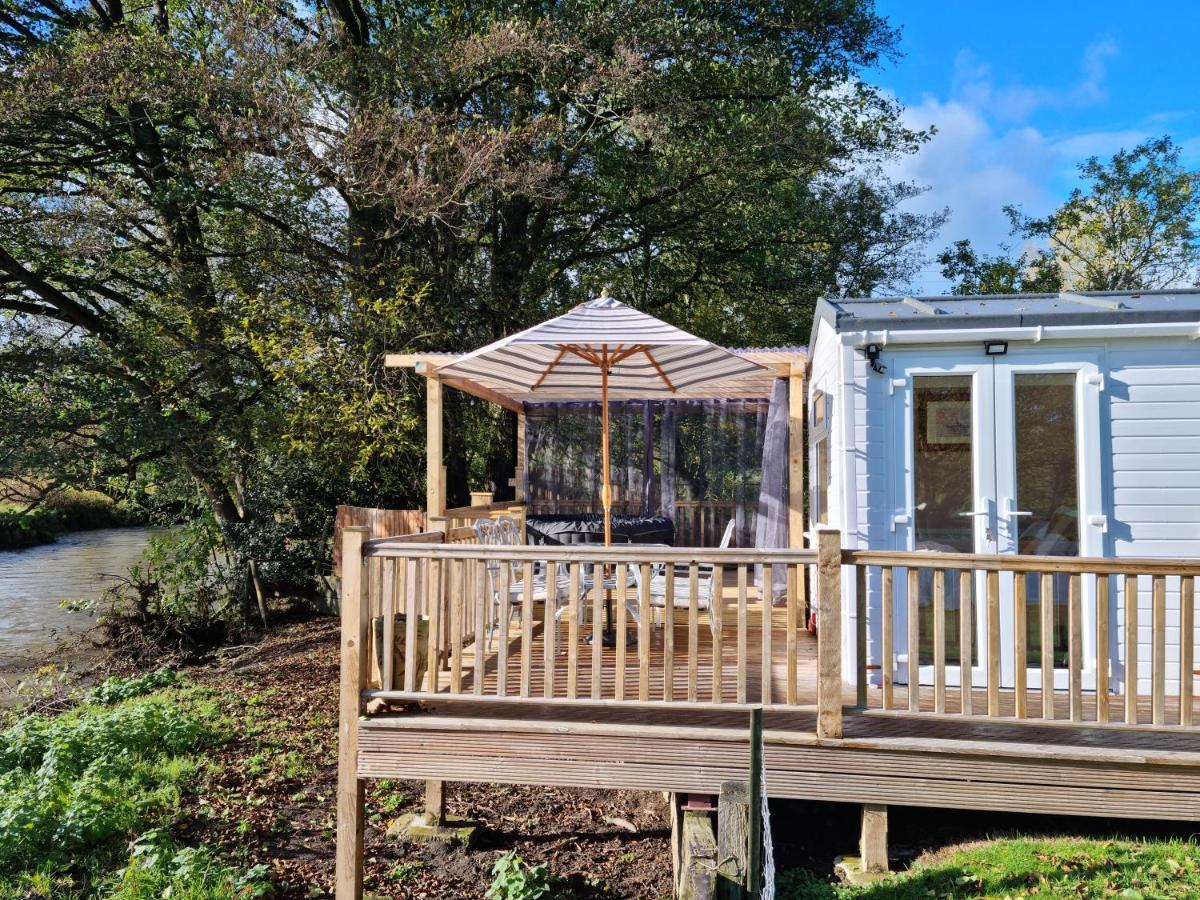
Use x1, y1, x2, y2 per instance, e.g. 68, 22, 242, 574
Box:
889, 347, 1105, 689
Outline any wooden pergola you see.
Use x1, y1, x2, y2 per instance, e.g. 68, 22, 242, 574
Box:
383, 347, 809, 547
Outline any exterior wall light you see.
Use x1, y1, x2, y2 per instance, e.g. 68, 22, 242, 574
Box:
984, 340, 1008, 356
863, 343, 887, 374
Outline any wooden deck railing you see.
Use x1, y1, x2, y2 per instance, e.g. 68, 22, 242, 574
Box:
341, 527, 839, 723
340, 527, 1200, 741
847, 550, 1200, 729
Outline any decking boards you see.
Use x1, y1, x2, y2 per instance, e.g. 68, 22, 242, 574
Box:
359, 702, 1200, 821
358, 590, 1200, 823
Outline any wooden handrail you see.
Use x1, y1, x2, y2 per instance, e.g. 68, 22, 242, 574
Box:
364, 542, 819, 565
845, 548, 1200, 577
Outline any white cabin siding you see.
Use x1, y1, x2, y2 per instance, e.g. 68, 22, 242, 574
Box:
1107, 339, 1200, 695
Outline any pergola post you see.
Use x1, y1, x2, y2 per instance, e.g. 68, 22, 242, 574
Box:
787, 361, 805, 549
423, 374, 447, 824
513, 410, 526, 501
426, 373, 444, 518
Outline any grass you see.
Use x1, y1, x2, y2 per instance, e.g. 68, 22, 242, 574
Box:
0, 672, 270, 899
778, 836, 1200, 898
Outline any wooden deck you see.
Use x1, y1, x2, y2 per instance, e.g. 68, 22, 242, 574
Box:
359, 587, 1200, 822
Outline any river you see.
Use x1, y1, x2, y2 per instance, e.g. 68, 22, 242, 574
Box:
0, 527, 156, 663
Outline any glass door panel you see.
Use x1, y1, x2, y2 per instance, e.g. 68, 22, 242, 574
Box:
911, 375, 982, 668
1013, 373, 1080, 669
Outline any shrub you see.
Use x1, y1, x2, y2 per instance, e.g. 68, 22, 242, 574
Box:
486, 852, 558, 900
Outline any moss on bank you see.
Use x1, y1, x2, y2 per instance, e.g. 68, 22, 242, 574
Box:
0, 491, 141, 550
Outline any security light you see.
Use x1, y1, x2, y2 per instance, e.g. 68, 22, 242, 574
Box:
984, 340, 1008, 356
863, 343, 887, 374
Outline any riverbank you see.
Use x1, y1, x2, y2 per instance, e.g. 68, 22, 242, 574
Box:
0, 491, 141, 551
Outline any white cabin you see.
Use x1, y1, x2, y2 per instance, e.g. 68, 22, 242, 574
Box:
808, 289, 1200, 696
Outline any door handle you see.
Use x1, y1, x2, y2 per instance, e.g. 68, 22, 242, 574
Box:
958, 510, 990, 518
1002, 499, 1032, 518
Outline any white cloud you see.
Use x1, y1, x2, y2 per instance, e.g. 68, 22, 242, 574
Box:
885, 40, 1130, 293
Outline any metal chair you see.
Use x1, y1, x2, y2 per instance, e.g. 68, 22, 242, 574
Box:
632, 518, 736, 634
474, 517, 571, 644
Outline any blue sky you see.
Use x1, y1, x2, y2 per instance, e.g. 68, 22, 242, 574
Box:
871, 1, 1200, 293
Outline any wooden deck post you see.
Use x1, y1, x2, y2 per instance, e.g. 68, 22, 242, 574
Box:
423, 374, 447, 826
787, 363, 805, 551
514, 410, 526, 502
336, 526, 369, 900
426, 373, 444, 517
817, 527, 843, 739
859, 804, 888, 873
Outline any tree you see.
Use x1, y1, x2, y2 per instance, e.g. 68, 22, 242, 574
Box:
0, 0, 940, 620
1009, 136, 1200, 291
938, 240, 1060, 295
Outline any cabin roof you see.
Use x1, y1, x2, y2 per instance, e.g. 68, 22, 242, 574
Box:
815, 288, 1200, 334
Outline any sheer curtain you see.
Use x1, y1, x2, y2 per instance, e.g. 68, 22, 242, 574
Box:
523, 380, 789, 560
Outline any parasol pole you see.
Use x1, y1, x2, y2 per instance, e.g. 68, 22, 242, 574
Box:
600, 344, 612, 546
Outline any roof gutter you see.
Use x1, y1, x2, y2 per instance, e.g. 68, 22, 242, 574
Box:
840, 320, 1200, 347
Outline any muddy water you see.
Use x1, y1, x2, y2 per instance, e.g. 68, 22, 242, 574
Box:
0, 527, 155, 663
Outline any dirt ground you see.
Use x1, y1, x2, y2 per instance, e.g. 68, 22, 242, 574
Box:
182, 618, 674, 899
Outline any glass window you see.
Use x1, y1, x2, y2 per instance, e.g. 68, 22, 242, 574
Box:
913, 375, 974, 666
1014, 372, 1079, 669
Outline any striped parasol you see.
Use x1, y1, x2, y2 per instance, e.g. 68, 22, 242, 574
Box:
437, 291, 768, 543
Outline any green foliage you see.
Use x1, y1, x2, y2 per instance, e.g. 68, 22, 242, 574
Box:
87, 669, 179, 705
485, 852, 558, 900
0, 0, 942, 626
944, 136, 1200, 296
0, 683, 226, 893
777, 837, 1200, 899
1011, 136, 1200, 291
938, 239, 1062, 296
108, 829, 271, 900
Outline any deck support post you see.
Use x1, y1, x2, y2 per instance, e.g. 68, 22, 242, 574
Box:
336, 526, 370, 900
787, 364, 805, 552
716, 783, 749, 899
859, 804, 888, 873
423, 373, 448, 829
816, 527, 843, 739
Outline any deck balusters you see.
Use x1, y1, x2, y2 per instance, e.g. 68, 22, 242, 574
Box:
687, 563, 699, 703
543, 558, 557, 700
1069, 574, 1083, 723
881, 566, 894, 710
381, 558, 396, 692
1125, 574, 1139, 725
1040, 573, 1054, 720
856, 564, 868, 709
1013, 572, 1027, 718
1095, 573, 1110, 722
933, 568, 946, 715
906, 567, 919, 713
737, 564, 748, 704
614, 562, 628, 701
591, 562, 603, 699
1182, 576, 1195, 727
663, 566, 675, 702
959, 570, 973, 715
566, 562, 581, 700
